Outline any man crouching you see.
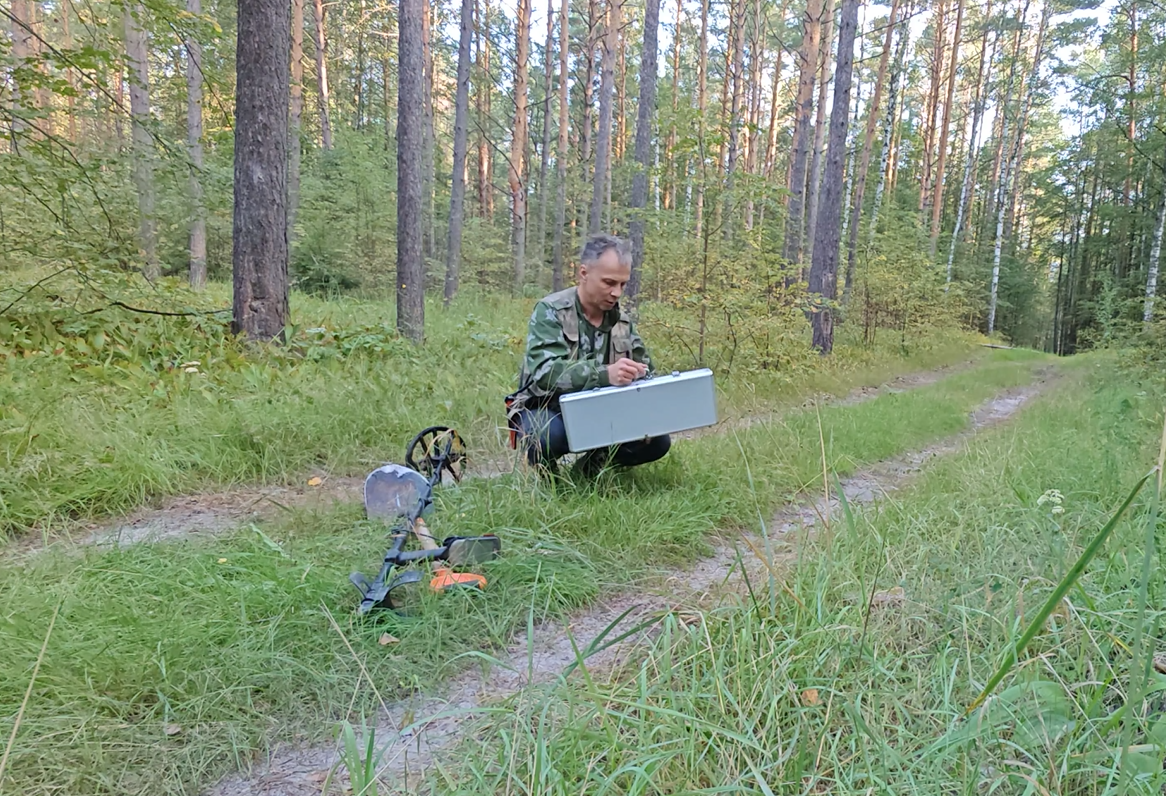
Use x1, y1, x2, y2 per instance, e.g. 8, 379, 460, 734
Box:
505, 233, 671, 476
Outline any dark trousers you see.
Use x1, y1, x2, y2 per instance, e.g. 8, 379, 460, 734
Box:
515, 407, 671, 471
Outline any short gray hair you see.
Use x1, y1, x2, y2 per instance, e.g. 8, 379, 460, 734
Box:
580, 233, 631, 268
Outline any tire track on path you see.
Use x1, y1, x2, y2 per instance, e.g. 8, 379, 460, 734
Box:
206, 362, 1055, 796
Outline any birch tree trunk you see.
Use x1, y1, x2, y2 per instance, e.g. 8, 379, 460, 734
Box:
186, 0, 207, 289
511, 0, 531, 292
1145, 152, 1165, 323
312, 0, 332, 150
445, 0, 474, 305
398, 0, 426, 341
808, 0, 857, 354
867, 10, 909, 241
124, 1, 158, 281
232, 0, 290, 341
628, 0, 660, 301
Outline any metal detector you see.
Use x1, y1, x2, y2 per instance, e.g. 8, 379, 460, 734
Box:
349, 426, 501, 616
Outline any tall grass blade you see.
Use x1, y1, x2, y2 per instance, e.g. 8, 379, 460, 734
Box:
966, 470, 1153, 714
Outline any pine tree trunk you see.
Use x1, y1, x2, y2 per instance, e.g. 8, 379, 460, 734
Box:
537, 0, 556, 267
9, 0, 33, 146
722, 0, 747, 238
422, 4, 437, 260
928, 0, 964, 255
808, 0, 857, 354
920, 0, 947, 215
744, 0, 766, 229
288, 0, 304, 244
665, 0, 683, 211
694, 0, 710, 237
805, 2, 835, 265
397, 0, 426, 341
476, 0, 492, 219
628, 0, 660, 301
550, 0, 569, 291
232, 0, 290, 341
511, 0, 531, 292
124, 1, 158, 281
946, 0, 993, 286
312, 0, 332, 150
591, 0, 619, 233
1001, 0, 1048, 248
551, 0, 571, 291
763, 0, 787, 179
187, 0, 207, 289
782, 0, 823, 277
843, 0, 899, 303
445, 0, 474, 305
579, 0, 598, 233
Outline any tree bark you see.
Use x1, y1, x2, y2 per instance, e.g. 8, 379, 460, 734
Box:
124, 1, 158, 281
187, 0, 207, 289
694, 0, 710, 237
312, 0, 333, 150
763, 0, 788, 179
867, 10, 909, 242
805, 1, 835, 265
1145, 146, 1165, 323
929, 0, 964, 255
232, 0, 290, 341
422, 3, 437, 260
744, 0, 766, 229
398, 0, 426, 341
843, 0, 899, 303
665, 0, 683, 210
920, 0, 947, 215
476, 0, 493, 219
551, 0, 570, 291
537, 0, 556, 266
590, 0, 619, 233
8, 0, 33, 146
511, 0, 532, 292
946, 0, 993, 286
723, 0, 748, 238
808, 0, 857, 354
445, 0, 474, 305
288, 0, 305, 244
782, 0, 823, 277
628, 0, 660, 302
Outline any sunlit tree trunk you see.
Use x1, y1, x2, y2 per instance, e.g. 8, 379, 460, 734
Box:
187, 0, 207, 289
1146, 149, 1165, 323
537, 0, 556, 266
312, 0, 333, 150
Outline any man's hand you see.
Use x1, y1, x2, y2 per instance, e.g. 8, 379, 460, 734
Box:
607, 357, 647, 386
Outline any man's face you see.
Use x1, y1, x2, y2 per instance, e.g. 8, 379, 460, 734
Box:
578, 248, 630, 313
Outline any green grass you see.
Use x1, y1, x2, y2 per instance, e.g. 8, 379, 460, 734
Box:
0, 348, 1046, 795
432, 353, 1166, 796
0, 282, 978, 538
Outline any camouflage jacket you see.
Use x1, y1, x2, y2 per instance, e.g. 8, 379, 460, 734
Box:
506, 287, 654, 420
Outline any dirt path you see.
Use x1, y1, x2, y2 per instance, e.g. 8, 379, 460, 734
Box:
205, 363, 1055, 796
1, 357, 978, 558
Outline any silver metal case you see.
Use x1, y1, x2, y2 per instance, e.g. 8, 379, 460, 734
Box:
559, 368, 718, 452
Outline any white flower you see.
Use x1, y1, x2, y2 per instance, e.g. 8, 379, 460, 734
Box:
1037, 489, 1065, 515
